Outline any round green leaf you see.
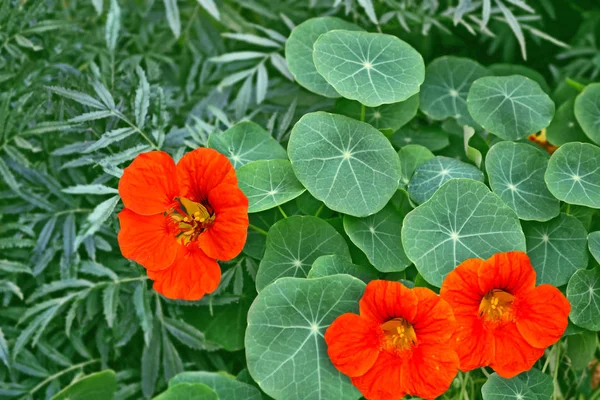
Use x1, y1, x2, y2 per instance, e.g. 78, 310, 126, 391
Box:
285, 17, 362, 98
307, 254, 378, 283
522, 213, 589, 286
245, 275, 364, 400
481, 373, 537, 400
589, 231, 600, 264
467, 75, 555, 140
208, 121, 287, 169
398, 144, 435, 190
567, 269, 600, 331
486, 142, 559, 221
489, 63, 551, 93
574, 83, 600, 144
390, 126, 450, 151
408, 156, 485, 204
237, 160, 306, 213
402, 179, 526, 287
313, 31, 425, 107
566, 330, 598, 370
170, 372, 262, 400
420, 56, 489, 126
546, 98, 589, 146
51, 370, 117, 400
288, 112, 401, 217
256, 216, 350, 291
517, 369, 554, 400
153, 383, 218, 400
343, 203, 411, 272
545, 142, 600, 209
335, 94, 419, 131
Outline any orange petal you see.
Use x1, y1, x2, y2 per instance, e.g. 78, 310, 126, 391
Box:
351, 352, 406, 400
401, 344, 460, 399
515, 284, 571, 348
478, 252, 536, 297
453, 315, 494, 372
197, 184, 249, 261
411, 287, 456, 345
324, 313, 381, 377
359, 280, 418, 324
176, 148, 237, 204
440, 258, 485, 315
119, 151, 179, 215
117, 208, 179, 271
490, 322, 545, 378
148, 245, 221, 301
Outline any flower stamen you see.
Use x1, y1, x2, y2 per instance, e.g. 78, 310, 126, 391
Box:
167, 197, 215, 244
479, 289, 515, 322
381, 318, 417, 352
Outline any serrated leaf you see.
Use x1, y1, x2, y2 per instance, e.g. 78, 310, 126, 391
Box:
135, 67, 150, 129
63, 184, 118, 195
0, 259, 33, 275
134, 283, 154, 347
141, 321, 161, 398
102, 284, 119, 328
162, 333, 183, 381
46, 86, 106, 110
0, 328, 9, 368
83, 127, 136, 153
197, 0, 220, 20
106, 0, 121, 52
75, 195, 120, 246
164, 318, 205, 350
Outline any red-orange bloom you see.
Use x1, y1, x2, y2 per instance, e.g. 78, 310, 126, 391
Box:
440, 251, 571, 378
117, 148, 248, 300
325, 280, 459, 400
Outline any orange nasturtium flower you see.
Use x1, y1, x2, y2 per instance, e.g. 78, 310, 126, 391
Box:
117, 148, 249, 300
440, 251, 571, 378
325, 280, 459, 400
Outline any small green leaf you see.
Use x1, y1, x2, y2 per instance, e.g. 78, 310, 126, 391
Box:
567, 268, 600, 331
545, 142, 600, 209
546, 98, 589, 146
256, 216, 350, 291
486, 142, 559, 221
489, 63, 551, 93
163, 0, 181, 38
566, 330, 598, 370
589, 231, 600, 264
420, 56, 490, 126
208, 121, 287, 169
344, 204, 411, 272
288, 112, 400, 217
313, 31, 424, 107
467, 75, 555, 140
307, 254, 378, 283
237, 160, 306, 213
102, 283, 119, 328
62, 184, 118, 195
51, 370, 117, 400
335, 95, 418, 131
135, 67, 150, 129
170, 371, 261, 400
153, 383, 218, 400
402, 179, 526, 287
398, 144, 434, 190
481, 373, 537, 400
390, 126, 450, 151
574, 82, 600, 144
105, 0, 121, 52
523, 213, 588, 286
408, 156, 484, 204
285, 17, 362, 98
245, 276, 364, 400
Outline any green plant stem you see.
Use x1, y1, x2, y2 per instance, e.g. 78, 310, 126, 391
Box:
314, 203, 325, 218
553, 343, 562, 400
112, 111, 158, 150
542, 344, 555, 373
249, 224, 268, 236
25, 359, 100, 398
565, 203, 571, 215
360, 103, 366, 122
565, 78, 585, 92
278, 205, 288, 218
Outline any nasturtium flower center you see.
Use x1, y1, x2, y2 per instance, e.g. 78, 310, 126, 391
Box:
168, 197, 215, 244
381, 318, 417, 352
479, 289, 515, 322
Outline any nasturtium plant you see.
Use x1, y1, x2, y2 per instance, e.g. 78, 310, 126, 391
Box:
403, 179, 526, 286
467, 75, 555, 140
3, 2, 599, 400
313, 30, 425, 107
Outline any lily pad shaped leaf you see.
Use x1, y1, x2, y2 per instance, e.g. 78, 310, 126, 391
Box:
486, 142, 560, 221
420, 56, 489, 126
285, 17, 362, 98
522, 213, 589, 286
208, 121, 287, 169
307, 254, 378, 283
169, 371, 262, 400
390, 126, 450, 151
489, 63, 551, 94
255, 216, 350, 291
245, 275, 364, 400
313, 30, 425, 107
545, 142, 600, 209
546, 98, 589, 146
567, 269, 600, 331
288, 112, 401, 217
398, 144, 435, 190
402, 179, 526, 287
343, 203, 411, 272
237, 160, 306, 213
335, 94, 419, 131
589, 231, 600, 264
481, 369, 552, 400
467, 75, 555, 140
574, 83, 600, 144
408, 156, 485, 204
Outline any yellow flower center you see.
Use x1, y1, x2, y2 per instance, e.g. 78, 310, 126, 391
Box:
168, 197, 214, 244
381, 318, 417, 352
479, 289, 515, 322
